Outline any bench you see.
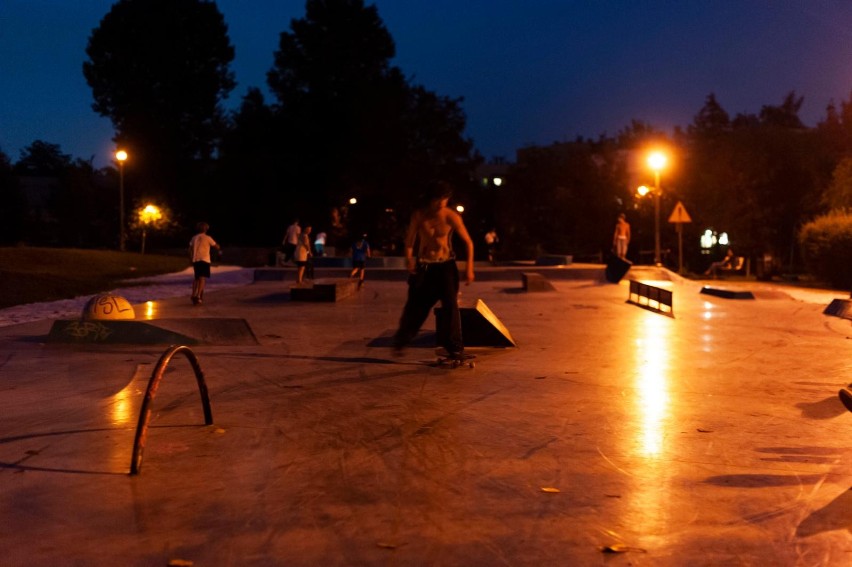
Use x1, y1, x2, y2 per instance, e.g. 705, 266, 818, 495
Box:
715, 256, 747, 278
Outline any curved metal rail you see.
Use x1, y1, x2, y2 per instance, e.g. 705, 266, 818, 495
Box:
129, 345, 213, 475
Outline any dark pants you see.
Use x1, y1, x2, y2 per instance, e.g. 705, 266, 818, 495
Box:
393, 261, 463, 354
283, 242, 296, 262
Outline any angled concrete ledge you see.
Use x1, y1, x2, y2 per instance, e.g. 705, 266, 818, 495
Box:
824, 298, 852, 320
521, 272, 556, 292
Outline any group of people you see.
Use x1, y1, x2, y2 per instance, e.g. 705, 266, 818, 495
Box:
280, 219, 371, 286
186, 181, 476, 361
281, 219, 316, 285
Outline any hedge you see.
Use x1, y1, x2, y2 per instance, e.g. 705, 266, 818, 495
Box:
799, 210, 852, 289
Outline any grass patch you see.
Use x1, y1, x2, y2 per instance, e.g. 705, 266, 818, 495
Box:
0, 247, 190, 309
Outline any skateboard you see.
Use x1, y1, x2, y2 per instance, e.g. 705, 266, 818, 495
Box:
435, 352, 476, 369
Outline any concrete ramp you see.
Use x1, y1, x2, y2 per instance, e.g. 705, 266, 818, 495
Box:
47, 318, 258, 346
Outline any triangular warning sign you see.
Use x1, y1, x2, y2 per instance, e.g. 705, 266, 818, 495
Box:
668, 201, 692, 223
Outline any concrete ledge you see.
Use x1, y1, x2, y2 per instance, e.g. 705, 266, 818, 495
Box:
47, 318, 258, 345
700, 286, 755, 300
290, 278, 359, 302
521, 272, 556, 292
313, 257, 351, 268
535, 254, 573, 266
254, 268, 288, 281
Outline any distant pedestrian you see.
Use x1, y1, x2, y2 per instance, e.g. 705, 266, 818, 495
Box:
282, 218, 301, 263
295, 224, 313, 285
350, 234, 371, 287
484, 228, 499, 264
314, 231, 327, 257
188, 222, 221, 305
612, 214, 631, 259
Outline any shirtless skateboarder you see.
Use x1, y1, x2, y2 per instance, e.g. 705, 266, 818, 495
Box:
392, 181, 475, 359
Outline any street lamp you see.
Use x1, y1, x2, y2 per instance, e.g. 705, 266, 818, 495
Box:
647, 151, 667, 266
138, 204, 162, 255
115, 150, 128, 251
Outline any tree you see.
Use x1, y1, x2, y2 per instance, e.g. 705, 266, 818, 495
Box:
0, 148, 25, 244
682, 92, 829, 270
83, 0, 235, 209
823, 156, 852, 210
263, 0, 478, 247
499, 140, 626, 258
13, 140, 72, 175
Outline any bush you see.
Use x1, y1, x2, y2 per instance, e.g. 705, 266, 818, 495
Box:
799, 210, 852, 289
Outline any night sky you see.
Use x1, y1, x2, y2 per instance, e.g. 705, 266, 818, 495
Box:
2, 0, 852, 168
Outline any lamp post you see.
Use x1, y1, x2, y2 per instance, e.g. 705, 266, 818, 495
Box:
115, 150, 128, 251
138, 204, 162, 255
647, 151, 667, 266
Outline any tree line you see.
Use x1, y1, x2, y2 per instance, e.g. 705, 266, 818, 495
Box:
2, 0, 851, 278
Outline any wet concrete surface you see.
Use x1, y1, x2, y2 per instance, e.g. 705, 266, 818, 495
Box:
1, 265, 851, 566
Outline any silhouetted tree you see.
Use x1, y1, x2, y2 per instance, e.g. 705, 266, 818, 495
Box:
682, 92, 828, 270
499, 140, 626, 258
823, 156, 852, 211
83, 0, 235, 212
13, 140, 72, 175
263, 0, 478, 247
0, 148, 25, 244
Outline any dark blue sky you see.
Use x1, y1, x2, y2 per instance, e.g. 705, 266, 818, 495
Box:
2, 1, 852, 168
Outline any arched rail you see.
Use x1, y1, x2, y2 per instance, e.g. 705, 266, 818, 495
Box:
129, 345, 213, 475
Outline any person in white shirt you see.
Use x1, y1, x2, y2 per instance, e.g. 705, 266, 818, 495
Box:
188, 222, 220, 305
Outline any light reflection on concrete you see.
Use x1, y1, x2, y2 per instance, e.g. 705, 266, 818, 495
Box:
110, 385, 133, 427
633, 314, 671, 458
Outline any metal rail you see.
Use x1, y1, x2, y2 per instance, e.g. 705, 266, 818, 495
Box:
627, 280, 674, 318
129, 345, 213, 475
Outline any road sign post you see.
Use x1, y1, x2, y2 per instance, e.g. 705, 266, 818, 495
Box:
668, 201, 692, 274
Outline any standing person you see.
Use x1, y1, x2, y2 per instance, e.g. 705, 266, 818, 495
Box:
294, 224, 313, 285
188, 222, 221, 305
484, 228, 499, 264
314, 231, 327, 257
392, 182, 474, 359
612, 213, 631, 259
350, 234, 371, 287
282, 218, 301, 263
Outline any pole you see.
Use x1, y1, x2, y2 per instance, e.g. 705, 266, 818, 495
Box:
141, 228, 147, 255
119, 162, 126, 252
654, 169, 661, 266
677, 222, 683, 274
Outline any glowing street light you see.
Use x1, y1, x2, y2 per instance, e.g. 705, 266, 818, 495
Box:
647, 151, 667, 265
115, 150, 128, 251
137, 204, 162, 255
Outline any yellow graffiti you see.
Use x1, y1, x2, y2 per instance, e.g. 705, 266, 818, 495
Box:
64, 321, 113, 341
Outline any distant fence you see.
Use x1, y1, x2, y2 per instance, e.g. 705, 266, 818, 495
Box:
627, 280, 674, 318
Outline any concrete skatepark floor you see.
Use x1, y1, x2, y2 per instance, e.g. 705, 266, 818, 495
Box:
1, 266, 851, 566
